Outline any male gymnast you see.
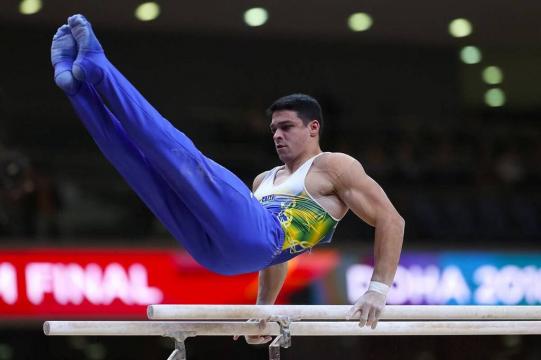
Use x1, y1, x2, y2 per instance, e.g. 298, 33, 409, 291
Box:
50, 14, 405, 343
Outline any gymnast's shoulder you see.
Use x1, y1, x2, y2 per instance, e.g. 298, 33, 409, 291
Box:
252, 170, 270, 191
315, 152, 363, 178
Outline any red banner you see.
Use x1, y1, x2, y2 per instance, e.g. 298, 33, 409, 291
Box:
0, 248, 339, 319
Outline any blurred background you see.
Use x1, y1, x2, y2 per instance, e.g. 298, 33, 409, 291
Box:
0, 0, 540, 359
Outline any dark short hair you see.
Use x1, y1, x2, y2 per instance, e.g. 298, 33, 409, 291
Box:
266, 93, 323, 132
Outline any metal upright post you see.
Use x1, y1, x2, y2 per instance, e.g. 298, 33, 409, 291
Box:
268, 334, 283, 360
268, 316, 294, 360
164, 332, 195, 360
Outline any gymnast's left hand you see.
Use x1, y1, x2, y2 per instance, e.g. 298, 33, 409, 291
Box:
346, 290, 387, 329
233, 318, 272, 345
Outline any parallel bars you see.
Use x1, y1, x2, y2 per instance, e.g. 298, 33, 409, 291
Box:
43, 305, 541, 360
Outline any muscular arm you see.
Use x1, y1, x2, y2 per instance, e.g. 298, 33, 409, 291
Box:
256, 262, 288, 304
332, 154, 404, 285
238, 261, 287, 344
329, 153, 404, 327
233, 171, 287, 344
251, 170, 289, 305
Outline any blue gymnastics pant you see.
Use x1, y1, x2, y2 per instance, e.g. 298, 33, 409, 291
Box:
64, 55, 284, 275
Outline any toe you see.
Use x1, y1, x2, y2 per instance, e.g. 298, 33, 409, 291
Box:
67, 13, 103, 52
67, 14, 87, 28
53, 24, 70, 40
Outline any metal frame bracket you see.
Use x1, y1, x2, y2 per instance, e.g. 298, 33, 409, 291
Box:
268, 315, 297, 360
163, 331, 196, 360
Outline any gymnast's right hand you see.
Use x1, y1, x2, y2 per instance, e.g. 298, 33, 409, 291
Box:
233, 318, 273, 344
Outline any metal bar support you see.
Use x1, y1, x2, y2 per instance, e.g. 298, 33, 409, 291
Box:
267, 316, 296, 360
163, 331, 196, 360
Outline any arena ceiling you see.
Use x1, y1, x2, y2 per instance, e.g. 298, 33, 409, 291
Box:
2, 0, 540, 47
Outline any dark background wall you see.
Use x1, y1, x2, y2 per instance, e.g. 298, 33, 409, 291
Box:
1, 24, 540, 243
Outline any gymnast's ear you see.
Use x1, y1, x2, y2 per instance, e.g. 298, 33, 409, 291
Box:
308, 120, 320, 137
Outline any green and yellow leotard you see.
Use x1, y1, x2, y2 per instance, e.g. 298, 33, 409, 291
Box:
254, 153, 340, 264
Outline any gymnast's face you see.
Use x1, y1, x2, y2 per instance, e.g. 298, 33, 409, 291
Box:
270, 110, 319, 163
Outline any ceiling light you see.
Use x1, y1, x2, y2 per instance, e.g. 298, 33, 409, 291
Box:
19, 0, 42, 15
135, 2, 161, 22
449, 18, 472, 38
482, 66, 504, 85
485, 88, 506, 107
244, 7, 268, 27
460, 46, 482, 64
348, 13, 373, 32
